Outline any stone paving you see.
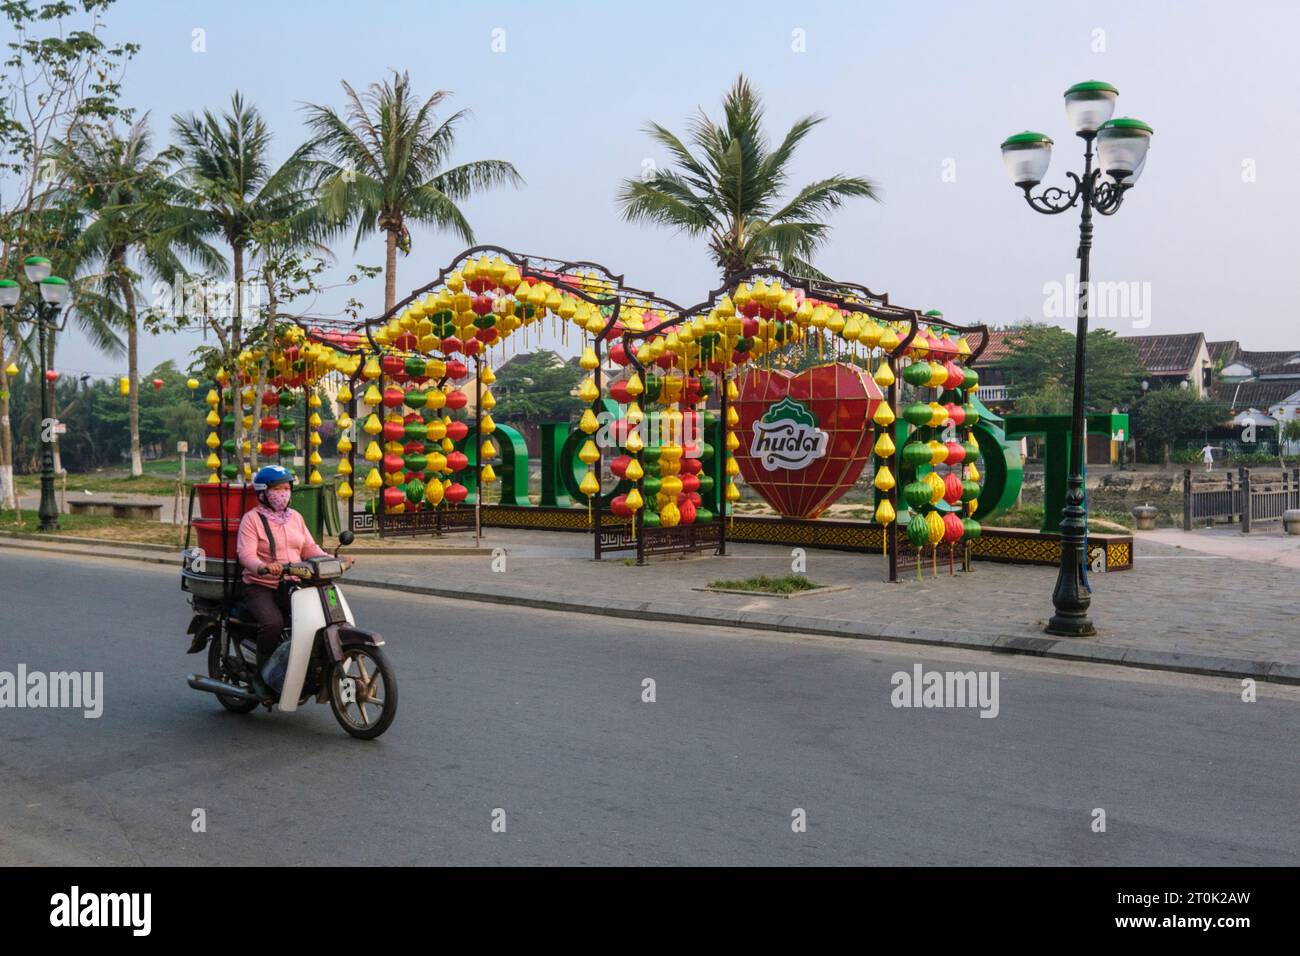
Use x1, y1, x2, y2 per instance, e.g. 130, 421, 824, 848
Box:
332, 524, 1299, 673
3, 514, 1295, 680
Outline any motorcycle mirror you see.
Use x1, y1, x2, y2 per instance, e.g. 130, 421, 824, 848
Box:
338, 530, 355, 547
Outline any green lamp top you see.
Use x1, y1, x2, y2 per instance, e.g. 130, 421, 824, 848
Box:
23, 255, 51, 265
1000, 131, 1054, 150
1100, 117, 1154, 135
1065, 80, 1119, 98
39, 275, 69, 285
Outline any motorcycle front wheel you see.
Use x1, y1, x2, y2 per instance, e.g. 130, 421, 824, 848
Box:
328, 645, 397, 740
206, 626, 259, 715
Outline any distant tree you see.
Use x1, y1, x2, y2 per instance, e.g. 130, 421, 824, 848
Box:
998, 325, 1145, 412
492, 350, 583, 424
617, 75, 878, 280
1132, 387, 1225, 466
304, 70, 522, 312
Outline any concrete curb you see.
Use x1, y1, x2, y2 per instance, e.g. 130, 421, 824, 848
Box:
2, 535, 1294, 686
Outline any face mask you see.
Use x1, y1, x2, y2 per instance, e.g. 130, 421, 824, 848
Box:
266, 489, 292, 512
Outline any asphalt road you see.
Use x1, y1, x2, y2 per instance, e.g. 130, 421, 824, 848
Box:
0, 549, 1296, 866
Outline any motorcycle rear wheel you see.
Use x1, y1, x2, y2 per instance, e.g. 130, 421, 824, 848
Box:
328, 645, 397, 739
206, 626, 259, 714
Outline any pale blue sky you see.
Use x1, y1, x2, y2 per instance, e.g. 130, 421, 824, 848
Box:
28, 0, 1300, 377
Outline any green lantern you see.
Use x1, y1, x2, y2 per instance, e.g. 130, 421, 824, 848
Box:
279, 441, 297, 456
962, 368, 979, 391
696, 474, 714, 494
404, 389, 427, 408
962, 517, 982, 539
695, 507, 714, 524
404, 421, 428, 442
961, 479, 981, 502
404, 453, 428, 472
903, 481, 931, 511
903, 362, 933, 387
406, 478, 425, 504
904, 402, 933, 427
644, 375, 662, 402
902, 442, 932, 470
279, 416, 298, 432
405, 356, 427, 377
962, 440, 980, 462
697, 441, 714, 462
644, 475, 662, 496
642, 510, 661, 528
906, 513, 931, 547
964, 407, 981, 426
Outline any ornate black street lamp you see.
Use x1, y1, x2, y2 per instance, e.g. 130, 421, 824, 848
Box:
0, 255, 71, 531
1001, 81, 1153, 637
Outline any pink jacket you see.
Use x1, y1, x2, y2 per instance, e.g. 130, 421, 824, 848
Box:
237, 508, 329, 588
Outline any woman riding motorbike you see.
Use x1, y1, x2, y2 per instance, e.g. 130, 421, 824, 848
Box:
236, 465, 351, 699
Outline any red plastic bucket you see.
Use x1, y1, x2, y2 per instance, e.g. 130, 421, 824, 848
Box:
191, 517, 241, 559
194, 483, 258, 520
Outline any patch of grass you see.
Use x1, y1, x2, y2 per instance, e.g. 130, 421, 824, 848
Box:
990, 503, 1134, 531
0, 509, 180, 544
16, 471, 181, 496
707, 573, 821, 594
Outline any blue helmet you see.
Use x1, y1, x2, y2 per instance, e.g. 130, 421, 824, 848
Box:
252, 464, 296, 491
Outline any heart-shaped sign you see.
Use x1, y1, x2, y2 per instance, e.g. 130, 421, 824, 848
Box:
734, 363, 882, 519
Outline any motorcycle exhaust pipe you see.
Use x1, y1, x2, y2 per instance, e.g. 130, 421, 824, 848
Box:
187, 674, 261, 702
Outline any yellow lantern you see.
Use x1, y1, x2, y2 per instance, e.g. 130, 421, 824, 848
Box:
873, 465, 896, 492
875, 499, 896, 526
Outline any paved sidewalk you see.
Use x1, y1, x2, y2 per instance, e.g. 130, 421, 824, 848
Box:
2, 521, 1295, 684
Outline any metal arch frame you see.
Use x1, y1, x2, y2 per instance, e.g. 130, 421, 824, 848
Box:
612, 265, 958, 568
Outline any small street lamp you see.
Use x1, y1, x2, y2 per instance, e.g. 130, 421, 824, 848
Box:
1001, 81, 1153, 638
0, 256, 71, 531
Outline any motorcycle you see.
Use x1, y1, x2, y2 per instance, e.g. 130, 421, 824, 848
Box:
181, 530, 398, 739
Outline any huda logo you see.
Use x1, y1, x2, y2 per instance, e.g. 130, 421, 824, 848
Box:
751, 397, 828, 471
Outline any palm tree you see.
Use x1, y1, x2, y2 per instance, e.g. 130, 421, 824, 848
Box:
618, 75, 879, 281
303, 70, 523, 312
48, 117, 223, 476
170, 93, 322, 470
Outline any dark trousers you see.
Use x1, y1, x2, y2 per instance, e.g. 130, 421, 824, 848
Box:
244, 582, 293, 664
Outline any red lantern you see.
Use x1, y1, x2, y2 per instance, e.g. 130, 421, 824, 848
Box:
259, 440, 280, 457
608, 380, 631, 403
441, 336, 462, 355
382, 386, 405, 408
943, 511, 965, 543
382, 419, 406, 442
610, 455, 632, 479
44, 369, 59, 382
678, 497, 697, 525
381, 355, 406, 377
946, 403, 966, 426
445, 359, 468, 380
260, 416, 280, 432
444, 390, 467, 411
463, 337, 484, 356
943, 472, 964, 505
392, 332, 418, 352
262, 389, 279, 407
471, 294, 493, 316
382, 487, 406, 511
445, 450, 469, 473
679, 472, 700, 495
943, 361, 965, 389
382, 453, 405, 473
152, 378, 164, 391
656, 352, 676, 370
445, 420, 469, 441
681, 456, 702, 475
444, 482, 469, 504
610, 494, 632, 518
944, 441, 966, 465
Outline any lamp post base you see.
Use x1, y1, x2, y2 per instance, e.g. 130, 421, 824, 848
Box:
1045, 611, 1096, 638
